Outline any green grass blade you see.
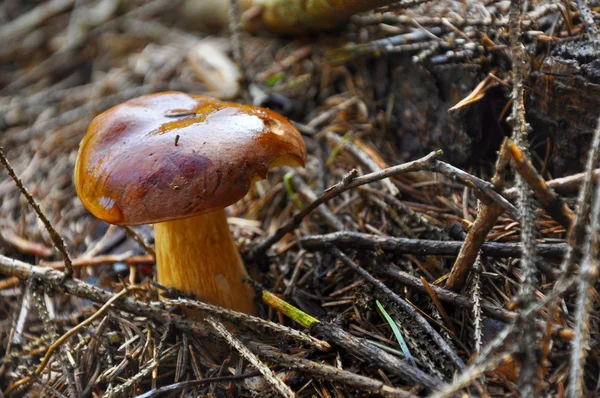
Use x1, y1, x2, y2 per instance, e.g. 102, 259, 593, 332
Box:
376, 299, 416, 367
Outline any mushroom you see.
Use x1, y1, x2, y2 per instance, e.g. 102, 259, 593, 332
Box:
74, 92, 306, 314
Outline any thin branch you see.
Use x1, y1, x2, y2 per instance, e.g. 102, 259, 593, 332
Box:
161, 297, 330, 351
229, 0, 249, 94
327, 132, 399, 196
574, 0, 600, 48
249, 150, 442, 260
247, 342, 416, 398
432, 160, 518, 218
0, 0, 74, 39
508, 140, 575, 229
0, 254, 412, 396
445, 200, 504, 291
207, 317, 295, 398
31, 289, 79, 398
0, 254, 212, 340
134, 372, 262, 398
569, 183, 600, 397
508, 0, 538, 390
567, 117, 600, 398
309, 321, 442, 390
123, 227, 156, 259
504, 169, 600, 199
471, 255, 484, 353
446, 138, 510, 291
431, 274, 579, 396
0, 146, 73, 277
429, 349, 518, 398
300, 231, 567, 258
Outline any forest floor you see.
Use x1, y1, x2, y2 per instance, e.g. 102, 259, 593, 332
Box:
0, 0, 599, 397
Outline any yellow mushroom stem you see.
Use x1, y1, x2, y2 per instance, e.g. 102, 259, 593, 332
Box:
154, 209, 255, 315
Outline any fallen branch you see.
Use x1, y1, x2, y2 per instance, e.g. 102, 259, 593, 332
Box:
300, 232, 567, 258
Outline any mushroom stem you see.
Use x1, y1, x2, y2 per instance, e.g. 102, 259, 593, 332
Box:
154, 209, 255, 314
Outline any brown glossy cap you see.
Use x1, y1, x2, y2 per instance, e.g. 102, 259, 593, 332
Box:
75, 91, 306, 225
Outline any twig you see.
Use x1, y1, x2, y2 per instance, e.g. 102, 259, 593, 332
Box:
574, 0, 600, 49
283, 167, 346, 231
3, 0, 181, 94
246, 342, 416, 398
431, 273, 579, 396
41, 254, 154, 270
567, 116, 600, 398
300, 232, 567, 258
383, 266, 572, 341
508, 140, 575, 229
307, 97, 359, 129
446, 138, 510, 291
107, 326, 172, 397
309, 321, 442, 389
504, 169, 600, 199
107, 359, 158, 398
134, 372, 262, 398
207, 317, 295, 398
569, 183, 600, 397
0, 146, 73, 277
382, 267, 514, 322
509, 0, 538, 388
249, 150, 442, 260
329, 246, 465, 370
471, 255, 484, 353
123, 227, 156, 259
357, 186, 447, 238
327, 132, 399, 196
429, 349, 518, 398
229, 0, 248, 95
420, 276, 457, 336
0, 254, 413, 395
565, 121, 600, 264
161, 297, 330, 351
432, 160, 518, 218
445, 200, 504, 291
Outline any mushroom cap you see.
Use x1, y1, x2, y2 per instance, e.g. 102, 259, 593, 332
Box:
74, 91, 306, 225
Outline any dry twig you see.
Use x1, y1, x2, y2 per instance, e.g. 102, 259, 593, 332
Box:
207, 317, 295, 398
0, 146, 73, 277
250, 150, 442, 260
